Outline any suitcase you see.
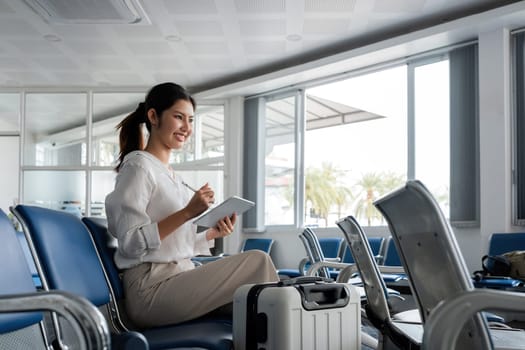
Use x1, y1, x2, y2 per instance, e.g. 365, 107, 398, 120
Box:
233, 276, 361, 350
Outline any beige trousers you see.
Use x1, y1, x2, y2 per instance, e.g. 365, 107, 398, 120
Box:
122, 250, 278, 328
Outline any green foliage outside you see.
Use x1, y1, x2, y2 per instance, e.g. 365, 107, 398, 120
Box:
298, 163, 405, 226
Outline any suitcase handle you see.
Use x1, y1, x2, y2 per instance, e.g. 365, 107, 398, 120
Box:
279, 276, 332, 286
298, 284, 350, 310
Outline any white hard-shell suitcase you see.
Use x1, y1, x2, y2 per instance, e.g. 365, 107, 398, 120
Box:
233, 276, 361, 350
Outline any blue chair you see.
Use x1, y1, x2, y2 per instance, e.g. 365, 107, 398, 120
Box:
472, 232, 525, 290
240, 238, 275, 253
81, 216, 233, 350
488, 232, 525, 255
12, 205, 232, 350
340, 237, 384, 265
382, 237, 402, 266
333, 237, 386, 281
278, 237, 343, 279
193, 237, 275, 265
0, 208, 111, 350
15, 230, 42, 288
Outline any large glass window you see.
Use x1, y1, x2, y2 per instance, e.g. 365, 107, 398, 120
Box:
305, 67, 407, 226
248, 48, 473, 229
413, 60, 450, 216
92, 93, 143, 167
23, 170, 86, 216
90, 170, 117, 217
2, 89, 226, 218
170, 103, 225, 213
171, 104, 225, 164
264, 95, 296, 226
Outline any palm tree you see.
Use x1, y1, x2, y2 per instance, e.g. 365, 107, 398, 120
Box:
304, 163, 353, 226
354, 172, 404, 225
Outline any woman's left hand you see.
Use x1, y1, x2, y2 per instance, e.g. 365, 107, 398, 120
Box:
206, 213, 237, 240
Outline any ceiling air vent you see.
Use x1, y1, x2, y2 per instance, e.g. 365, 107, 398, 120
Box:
23, 0, 150, 24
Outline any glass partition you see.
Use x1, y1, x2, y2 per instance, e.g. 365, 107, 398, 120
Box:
91, 170, 117, 217
24, 93, 87, 166
171, 104, 225, 164
23, 170, 86, 216
92, 92, 143, 167
173, 170, 224, 205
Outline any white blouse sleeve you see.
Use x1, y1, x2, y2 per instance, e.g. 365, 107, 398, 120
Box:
106, 164, 161, 259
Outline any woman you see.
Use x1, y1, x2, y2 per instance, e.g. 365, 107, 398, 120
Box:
105, 82, 278, 328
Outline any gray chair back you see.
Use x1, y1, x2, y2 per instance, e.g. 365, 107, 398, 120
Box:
299, 227, 331, 278
373, 180, 493, 349
336, 216, 390, 323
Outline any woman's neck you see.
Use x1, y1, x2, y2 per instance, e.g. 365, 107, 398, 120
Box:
144, 144, 170, 165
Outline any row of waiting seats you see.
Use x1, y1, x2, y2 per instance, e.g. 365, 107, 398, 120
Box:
292, 181, 525, 349
0, 205, 234, 349
278, 232, 402, 281
3, 194, 525, 349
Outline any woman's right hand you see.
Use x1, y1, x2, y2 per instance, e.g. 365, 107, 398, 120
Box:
184, 183, 215, 218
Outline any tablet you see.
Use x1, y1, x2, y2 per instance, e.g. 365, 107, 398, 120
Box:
193, 196, 255, 228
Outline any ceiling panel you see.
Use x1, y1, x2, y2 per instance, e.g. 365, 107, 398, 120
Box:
0, 0, 518, 90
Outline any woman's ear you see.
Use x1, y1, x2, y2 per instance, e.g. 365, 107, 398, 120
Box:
147, 108, 158, 126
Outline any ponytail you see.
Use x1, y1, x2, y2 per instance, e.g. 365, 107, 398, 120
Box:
115, 102, 147, 171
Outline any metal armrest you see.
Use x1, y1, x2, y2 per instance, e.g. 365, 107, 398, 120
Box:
324, 257, 341, 262
298, 257, 311, 274
0, 290, 111, 350
423, 289, 525, 350
336, 264, 360, 283
306, 261, 355, 277
377, 265, 405, 274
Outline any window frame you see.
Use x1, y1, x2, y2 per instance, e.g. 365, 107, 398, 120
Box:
247, 43, 478, 231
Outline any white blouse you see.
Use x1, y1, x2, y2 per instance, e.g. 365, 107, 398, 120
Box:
105, 151, 212, 270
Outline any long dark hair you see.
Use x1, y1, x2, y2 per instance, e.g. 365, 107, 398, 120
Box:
115, 82, 196, 171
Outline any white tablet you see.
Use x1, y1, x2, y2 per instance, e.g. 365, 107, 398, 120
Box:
193, 196, 255, 228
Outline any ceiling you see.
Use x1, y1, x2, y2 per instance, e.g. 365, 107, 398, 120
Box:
0, 0, 520, 93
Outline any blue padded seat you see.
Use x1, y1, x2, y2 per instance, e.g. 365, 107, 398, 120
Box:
340, 237, 384, 264
193, 237, 275, 265
81, 216, 233, 350
472, 232, 525, 290
1, 209, 120, 349
15, 230, 42, 288
488, 232, 525, 255
0, 209, 42, 333
13, 205, 232, 350
278, 237, 343, 279
382, 237, 402, 266
240, 238, 274, 253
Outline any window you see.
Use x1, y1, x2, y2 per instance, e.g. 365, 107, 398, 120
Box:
413, 59, 450, 217
92, 92, 143, 167
170, 104, 226, 205
305, 66, 407, 226
1, 90, 226, 218
24, 93, 87, 167
246, 44, 478, 229
264, 95, 297, 226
